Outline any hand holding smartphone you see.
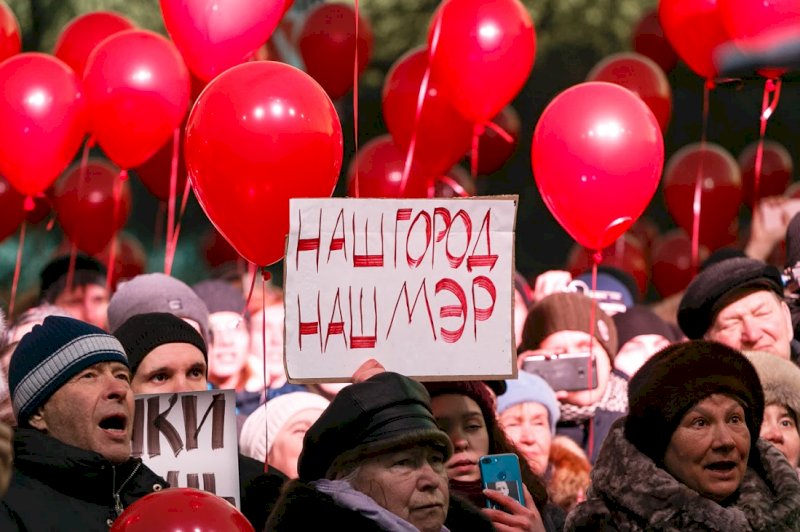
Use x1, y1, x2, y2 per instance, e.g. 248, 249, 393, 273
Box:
479, 453, 525, 510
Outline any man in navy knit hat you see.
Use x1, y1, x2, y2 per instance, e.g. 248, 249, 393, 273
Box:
0, 316, 166, 530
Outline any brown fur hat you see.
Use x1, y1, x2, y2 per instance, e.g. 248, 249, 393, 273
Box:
547, 435, 591, 513
744, 351, 800, 421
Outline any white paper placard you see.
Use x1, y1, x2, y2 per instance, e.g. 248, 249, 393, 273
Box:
284, 196, 518, 381
131, 389, 241, 508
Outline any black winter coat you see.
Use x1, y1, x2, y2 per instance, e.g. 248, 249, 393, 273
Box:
0, 428, 168, 531
266, 479, 496, 531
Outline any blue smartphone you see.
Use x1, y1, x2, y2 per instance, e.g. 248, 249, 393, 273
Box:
479, 453, 525, 509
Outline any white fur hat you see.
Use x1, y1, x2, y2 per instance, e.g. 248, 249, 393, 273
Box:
239, 392, 329, 463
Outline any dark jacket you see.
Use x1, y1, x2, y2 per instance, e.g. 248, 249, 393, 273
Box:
566, 420, 800, 531
266, 479, 495, 531
0, 428, 168, 531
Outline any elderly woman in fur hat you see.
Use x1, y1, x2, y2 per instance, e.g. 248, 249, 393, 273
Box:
566, 340, 800, 531
745, 351, 800, 476
266, 372, 495, 531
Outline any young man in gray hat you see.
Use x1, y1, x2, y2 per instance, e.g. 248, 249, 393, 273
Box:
0, 316, 166, 530
678, 257, 796, 361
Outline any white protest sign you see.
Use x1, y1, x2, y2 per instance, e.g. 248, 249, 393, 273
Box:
131, 389, 241, 508
284, 196, 517, 381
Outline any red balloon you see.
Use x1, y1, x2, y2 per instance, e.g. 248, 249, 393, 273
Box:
53, 159, 131, 255
133, 128, 188, 202
531, 82, 664, 250
738, 139, 792, 208
659, 0, 730, 80
587, 52, 672, 133
383, 47, 472, 179
0, 174, 26, 242
566, 233, 649, 299
0, 0, 21, 62
111, 488, 253, 532
83, 30, 190, 169
53, 11, 135, 77
663, 142, 742, 251
434, 165, 476, 198
186, 62, 343, 267
430, 0, 535, 124
0, 53, 88, 198
719, 0, 800, 78
161, 0, 283, 81
632, 8, 679, 73
94, 231, 146, 289
474, 106, 521, 175
347, 135, 431, 198
202, 226, 241, 268
651, 229, 709, 297
298, 3, 374, 100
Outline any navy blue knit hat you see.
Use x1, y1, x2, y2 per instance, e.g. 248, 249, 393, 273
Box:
9, 316, 128, 425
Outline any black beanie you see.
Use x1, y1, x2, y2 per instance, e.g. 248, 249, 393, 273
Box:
678, 257, 784, 339
39, 254, 107, 302
114, 312, 208, 375
625, 340, 764, 465
613, 305, 677, 349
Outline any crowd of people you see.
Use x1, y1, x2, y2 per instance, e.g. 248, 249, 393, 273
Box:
0, 210, 800, 530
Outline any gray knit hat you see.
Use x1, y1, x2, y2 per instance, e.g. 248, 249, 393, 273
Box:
192, 279, 249, 319
107, 273, 210, 340
9, 316, 128, 425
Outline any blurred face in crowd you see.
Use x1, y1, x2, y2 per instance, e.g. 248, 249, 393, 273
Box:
431, 394, 490, 482
613, 334, 671, 378
54, 284, 109, 330
131, 343, 208, 394
499, 402, 552, 476
514, 289, 529, 347
249, 303, 285, 385
350, 444, 449, 532
29, 361, 133, 464
663, 394, 750, 503
207, 311, 251, 387
706, 290, 793, 360
760, 404, 800, 468
523, 330, 611, 407
267, 408, 324, 478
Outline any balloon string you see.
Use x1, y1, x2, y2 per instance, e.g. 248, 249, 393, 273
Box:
400, 9, 443, 196
68, 135, 94, 292
244, 262, 258, 319
690, 81, 712, 274
352, 0, 360, 198
106, 170, 126, 294
261, 270, 269, 472
165, 127, 180, 274
436, 175, 469, 197
470, 123, 485, 179
8, 221, 26, 318
166, 178, 193, 275
485, 120, 514, 143
586, 251, 601, 461
752, 78, 782, 212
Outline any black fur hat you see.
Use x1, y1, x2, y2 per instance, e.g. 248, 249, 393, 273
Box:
625, 340, 764, 464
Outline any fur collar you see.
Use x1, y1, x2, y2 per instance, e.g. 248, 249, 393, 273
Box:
566, 419, 800, 531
